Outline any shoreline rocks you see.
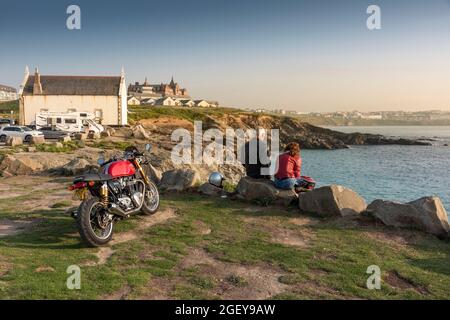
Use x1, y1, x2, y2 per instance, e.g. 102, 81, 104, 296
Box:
236, 176, 298, 207
366, 197, 450, 238
298, 185, 367, 217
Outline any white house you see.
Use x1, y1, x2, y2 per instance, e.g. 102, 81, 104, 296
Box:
194, 100, 210, 108
178, 99, 195, 107
0, 84, 18, 101
141, 98, 156, 105
155, 97, 176, 106
127, 96, 141, 106
19, 67, 128, 126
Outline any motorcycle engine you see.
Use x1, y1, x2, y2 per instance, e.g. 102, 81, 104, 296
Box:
108, 177, 144, 211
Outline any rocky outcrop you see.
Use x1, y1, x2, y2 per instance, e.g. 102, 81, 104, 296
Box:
0, 153, 70, 176
298, 185, 367, 217
144, 163, 162, 184
61, 158, 97, 176
159, 169, 201, 192
6, 136, 22, 146
366, 197, 450, 238
163, 113, 431, 150
236, 176, 298, 207
131, 125, 150, 140
74, 133, 87, 141
30, 136, 45, 145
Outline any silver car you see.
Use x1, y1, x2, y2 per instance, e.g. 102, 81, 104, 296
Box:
0, 126, 44, 143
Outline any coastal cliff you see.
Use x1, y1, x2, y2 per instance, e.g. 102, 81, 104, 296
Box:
130, 107, 431, 149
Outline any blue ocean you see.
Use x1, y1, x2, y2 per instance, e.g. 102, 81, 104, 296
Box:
301, 126, 450, 212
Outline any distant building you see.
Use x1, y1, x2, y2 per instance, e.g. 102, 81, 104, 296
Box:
19, 67, 127, 125
195, 100, 214, 108
128, 77, 190, 99
127, 96, 141, 106
141, 98, 156, 105
177, 99, 195, 107
0, 84, 18, 101
155, 97, 176, 106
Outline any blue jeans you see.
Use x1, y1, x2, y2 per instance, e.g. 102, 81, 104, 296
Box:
274, 177, 303, 190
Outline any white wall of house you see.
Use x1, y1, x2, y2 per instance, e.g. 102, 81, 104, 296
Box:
22, 95, 120, 125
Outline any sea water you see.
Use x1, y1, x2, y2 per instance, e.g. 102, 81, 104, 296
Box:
300, 126, 450, 212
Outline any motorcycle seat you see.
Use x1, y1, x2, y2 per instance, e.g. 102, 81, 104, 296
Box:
73, 173, 114, 183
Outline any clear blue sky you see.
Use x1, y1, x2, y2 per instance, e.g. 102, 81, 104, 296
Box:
1, 0, 450, 111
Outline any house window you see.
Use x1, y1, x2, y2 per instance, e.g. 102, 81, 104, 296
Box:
94, 109, 103, 120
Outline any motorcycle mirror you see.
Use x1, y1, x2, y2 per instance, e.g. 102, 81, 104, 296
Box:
97, 157, 105, 166
145, 143, 152, 152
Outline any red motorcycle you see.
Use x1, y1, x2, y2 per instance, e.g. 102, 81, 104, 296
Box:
69, 144, 159, 246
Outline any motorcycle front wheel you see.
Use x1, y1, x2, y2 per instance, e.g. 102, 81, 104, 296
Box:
141, 180, 160, 215
77, 197, 114, 247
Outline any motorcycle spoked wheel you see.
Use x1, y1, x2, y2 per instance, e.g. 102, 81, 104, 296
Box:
77, 197, 114, 247
141, 180, 160, 215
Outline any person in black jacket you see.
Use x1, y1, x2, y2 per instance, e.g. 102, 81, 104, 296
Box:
240, 129, 271, 179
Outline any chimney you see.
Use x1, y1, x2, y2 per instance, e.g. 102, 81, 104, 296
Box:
33, 67, 42, 94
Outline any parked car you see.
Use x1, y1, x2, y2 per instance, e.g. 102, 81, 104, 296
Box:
39, 126, 72, 139
0, 126, 44, 143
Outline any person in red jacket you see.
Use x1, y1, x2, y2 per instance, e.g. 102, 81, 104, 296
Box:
274, 142, 303, 190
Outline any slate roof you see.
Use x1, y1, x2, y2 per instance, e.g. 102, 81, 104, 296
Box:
0, 84, 17, 93
22, 75, 121, 96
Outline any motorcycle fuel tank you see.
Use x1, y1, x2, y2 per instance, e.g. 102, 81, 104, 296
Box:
107, 160, 136, 178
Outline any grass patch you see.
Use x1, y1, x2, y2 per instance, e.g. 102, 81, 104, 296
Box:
0, 185, 449, 299
128, 105, 244, 123
35, 141, 79, 153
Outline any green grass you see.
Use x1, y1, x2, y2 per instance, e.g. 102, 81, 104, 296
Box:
0, 100, 19, 118
128, 105, 244, 123
0, 188, 449, 300
35, 141, 80, 153
87, 140, 133, 151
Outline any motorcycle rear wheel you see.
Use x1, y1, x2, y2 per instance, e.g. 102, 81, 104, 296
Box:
77, 197, 114, 247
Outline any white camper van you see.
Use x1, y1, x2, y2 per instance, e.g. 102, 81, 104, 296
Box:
35, 112, 104, 134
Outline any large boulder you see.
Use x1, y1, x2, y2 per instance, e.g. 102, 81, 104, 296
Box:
144, 163, 162, 184
30, 136, 45, 145
198, 182, 223, 197
62, 158, 96, 176
59, 136, 71, 143
366, 197, 450, 238
0, 154, 42, 176
298, 185, 367, 217
131, 125, 150, 140
236, 176, 298, 206
87, 132, 100, 140
0, 153, 73, 176
6, 136, 23, 146
159, 169, 201, 192
74, 133, 87, 141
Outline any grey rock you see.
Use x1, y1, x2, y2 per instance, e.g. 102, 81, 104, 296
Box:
299, 185, 367, 217
367, 197, 450, 238
159, 169, 201, 192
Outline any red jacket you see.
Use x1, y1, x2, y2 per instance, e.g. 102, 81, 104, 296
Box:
275, 152, 301, 179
